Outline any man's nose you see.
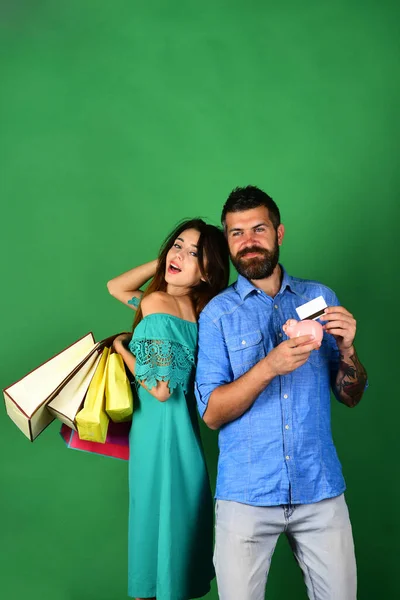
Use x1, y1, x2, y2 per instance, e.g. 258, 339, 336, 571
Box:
241, 231, 255, 245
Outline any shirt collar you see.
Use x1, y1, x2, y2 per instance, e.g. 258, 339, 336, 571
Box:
235, 265, 299, 300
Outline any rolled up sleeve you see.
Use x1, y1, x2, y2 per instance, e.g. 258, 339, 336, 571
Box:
195, 311, 233, 418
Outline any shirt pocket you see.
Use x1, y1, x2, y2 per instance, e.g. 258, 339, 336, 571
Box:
226, 330, 265, 377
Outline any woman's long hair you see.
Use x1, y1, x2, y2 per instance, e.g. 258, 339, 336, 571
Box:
132, 218, 230, 331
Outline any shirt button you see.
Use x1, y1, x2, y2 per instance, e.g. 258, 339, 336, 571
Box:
278, 332, 282, 337
283, 394, 288, 399
285, 425, 289, 430
241, 340, 246, 345
286, 455, 290, 460
274, 304, 279, 309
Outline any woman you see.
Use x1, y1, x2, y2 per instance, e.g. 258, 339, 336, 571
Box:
107, 219, 230, 600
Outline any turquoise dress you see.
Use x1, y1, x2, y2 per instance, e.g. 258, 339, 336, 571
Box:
127, 308, 214, 600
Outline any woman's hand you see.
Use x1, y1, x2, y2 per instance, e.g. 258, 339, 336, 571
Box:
112, 333, 135, 376
113, 333, 132, 353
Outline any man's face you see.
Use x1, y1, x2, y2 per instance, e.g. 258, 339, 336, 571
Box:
225, 206, 285, 280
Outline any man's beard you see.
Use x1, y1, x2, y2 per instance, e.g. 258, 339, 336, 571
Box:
231, 239, 280, 280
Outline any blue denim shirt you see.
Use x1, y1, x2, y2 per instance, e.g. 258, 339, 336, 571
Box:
195, 267, 346, 506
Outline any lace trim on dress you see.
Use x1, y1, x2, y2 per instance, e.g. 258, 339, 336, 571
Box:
130, 338, 195, 392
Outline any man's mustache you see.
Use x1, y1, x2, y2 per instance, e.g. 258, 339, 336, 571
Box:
236, 246, 270, 260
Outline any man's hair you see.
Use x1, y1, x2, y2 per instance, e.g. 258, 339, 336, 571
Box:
221, 185, 281, 230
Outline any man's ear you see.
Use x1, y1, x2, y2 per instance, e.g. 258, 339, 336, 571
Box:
277, 223, 285, 246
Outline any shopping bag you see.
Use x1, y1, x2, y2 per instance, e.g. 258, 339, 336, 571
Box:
4, 333, 97, 441
47, 350, 102, 430
3, 332, 119, 441
60, 421, 130, 460
75, 347, 110, 443
47, 333, 122, 431
105, 352, 133, 422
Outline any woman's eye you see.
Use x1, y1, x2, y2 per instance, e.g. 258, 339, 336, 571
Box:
190, 251, 198, 257
174, 243, 181, 249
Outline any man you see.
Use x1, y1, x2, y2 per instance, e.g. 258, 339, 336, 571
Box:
195, 185, 367, 600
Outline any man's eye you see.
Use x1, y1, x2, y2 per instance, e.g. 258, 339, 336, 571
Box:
255, 227, 266, 233
232, 231, 241, 237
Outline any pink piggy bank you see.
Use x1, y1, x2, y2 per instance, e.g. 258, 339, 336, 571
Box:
285, 319, 323, 344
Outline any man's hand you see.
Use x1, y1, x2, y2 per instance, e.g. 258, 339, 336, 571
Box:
322, 306, 356, 351
265, 335, 321, 377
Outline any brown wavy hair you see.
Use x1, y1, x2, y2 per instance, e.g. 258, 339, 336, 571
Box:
132, 218, 230, 331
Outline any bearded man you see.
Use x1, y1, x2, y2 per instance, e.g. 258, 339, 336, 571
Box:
195, 185, 367, 600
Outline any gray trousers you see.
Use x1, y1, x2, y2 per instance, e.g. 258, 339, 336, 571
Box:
214, 494, 357, 600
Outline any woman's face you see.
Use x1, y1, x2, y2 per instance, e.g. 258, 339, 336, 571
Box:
165, 228, 204, 289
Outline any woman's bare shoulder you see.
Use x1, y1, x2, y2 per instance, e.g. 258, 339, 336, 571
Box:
140, 292, 180, 317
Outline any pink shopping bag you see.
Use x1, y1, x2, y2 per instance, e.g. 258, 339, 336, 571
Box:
60, 421, 130, 460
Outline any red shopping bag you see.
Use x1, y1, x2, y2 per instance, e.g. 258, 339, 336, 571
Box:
60, 421, 130, 460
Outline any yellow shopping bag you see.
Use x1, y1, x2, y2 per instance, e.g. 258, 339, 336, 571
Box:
105, 352, 133, 422
76, 347, 110, 443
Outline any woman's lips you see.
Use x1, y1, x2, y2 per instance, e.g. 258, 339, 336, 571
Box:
168, 263, 182, 274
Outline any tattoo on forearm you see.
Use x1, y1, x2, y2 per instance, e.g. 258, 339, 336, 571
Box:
335, 349, 367, 407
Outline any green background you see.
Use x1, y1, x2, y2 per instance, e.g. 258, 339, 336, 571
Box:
1, 1, 398, 598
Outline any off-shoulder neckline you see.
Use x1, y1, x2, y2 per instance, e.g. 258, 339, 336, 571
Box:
139, 312, 198, 325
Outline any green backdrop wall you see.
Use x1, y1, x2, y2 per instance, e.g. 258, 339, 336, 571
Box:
1, 1, 399, 598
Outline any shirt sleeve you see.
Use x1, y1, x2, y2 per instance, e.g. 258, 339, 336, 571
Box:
195, 311, 233, 418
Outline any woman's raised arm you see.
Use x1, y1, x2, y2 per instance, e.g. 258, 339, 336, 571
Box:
107, 259, 158, 308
